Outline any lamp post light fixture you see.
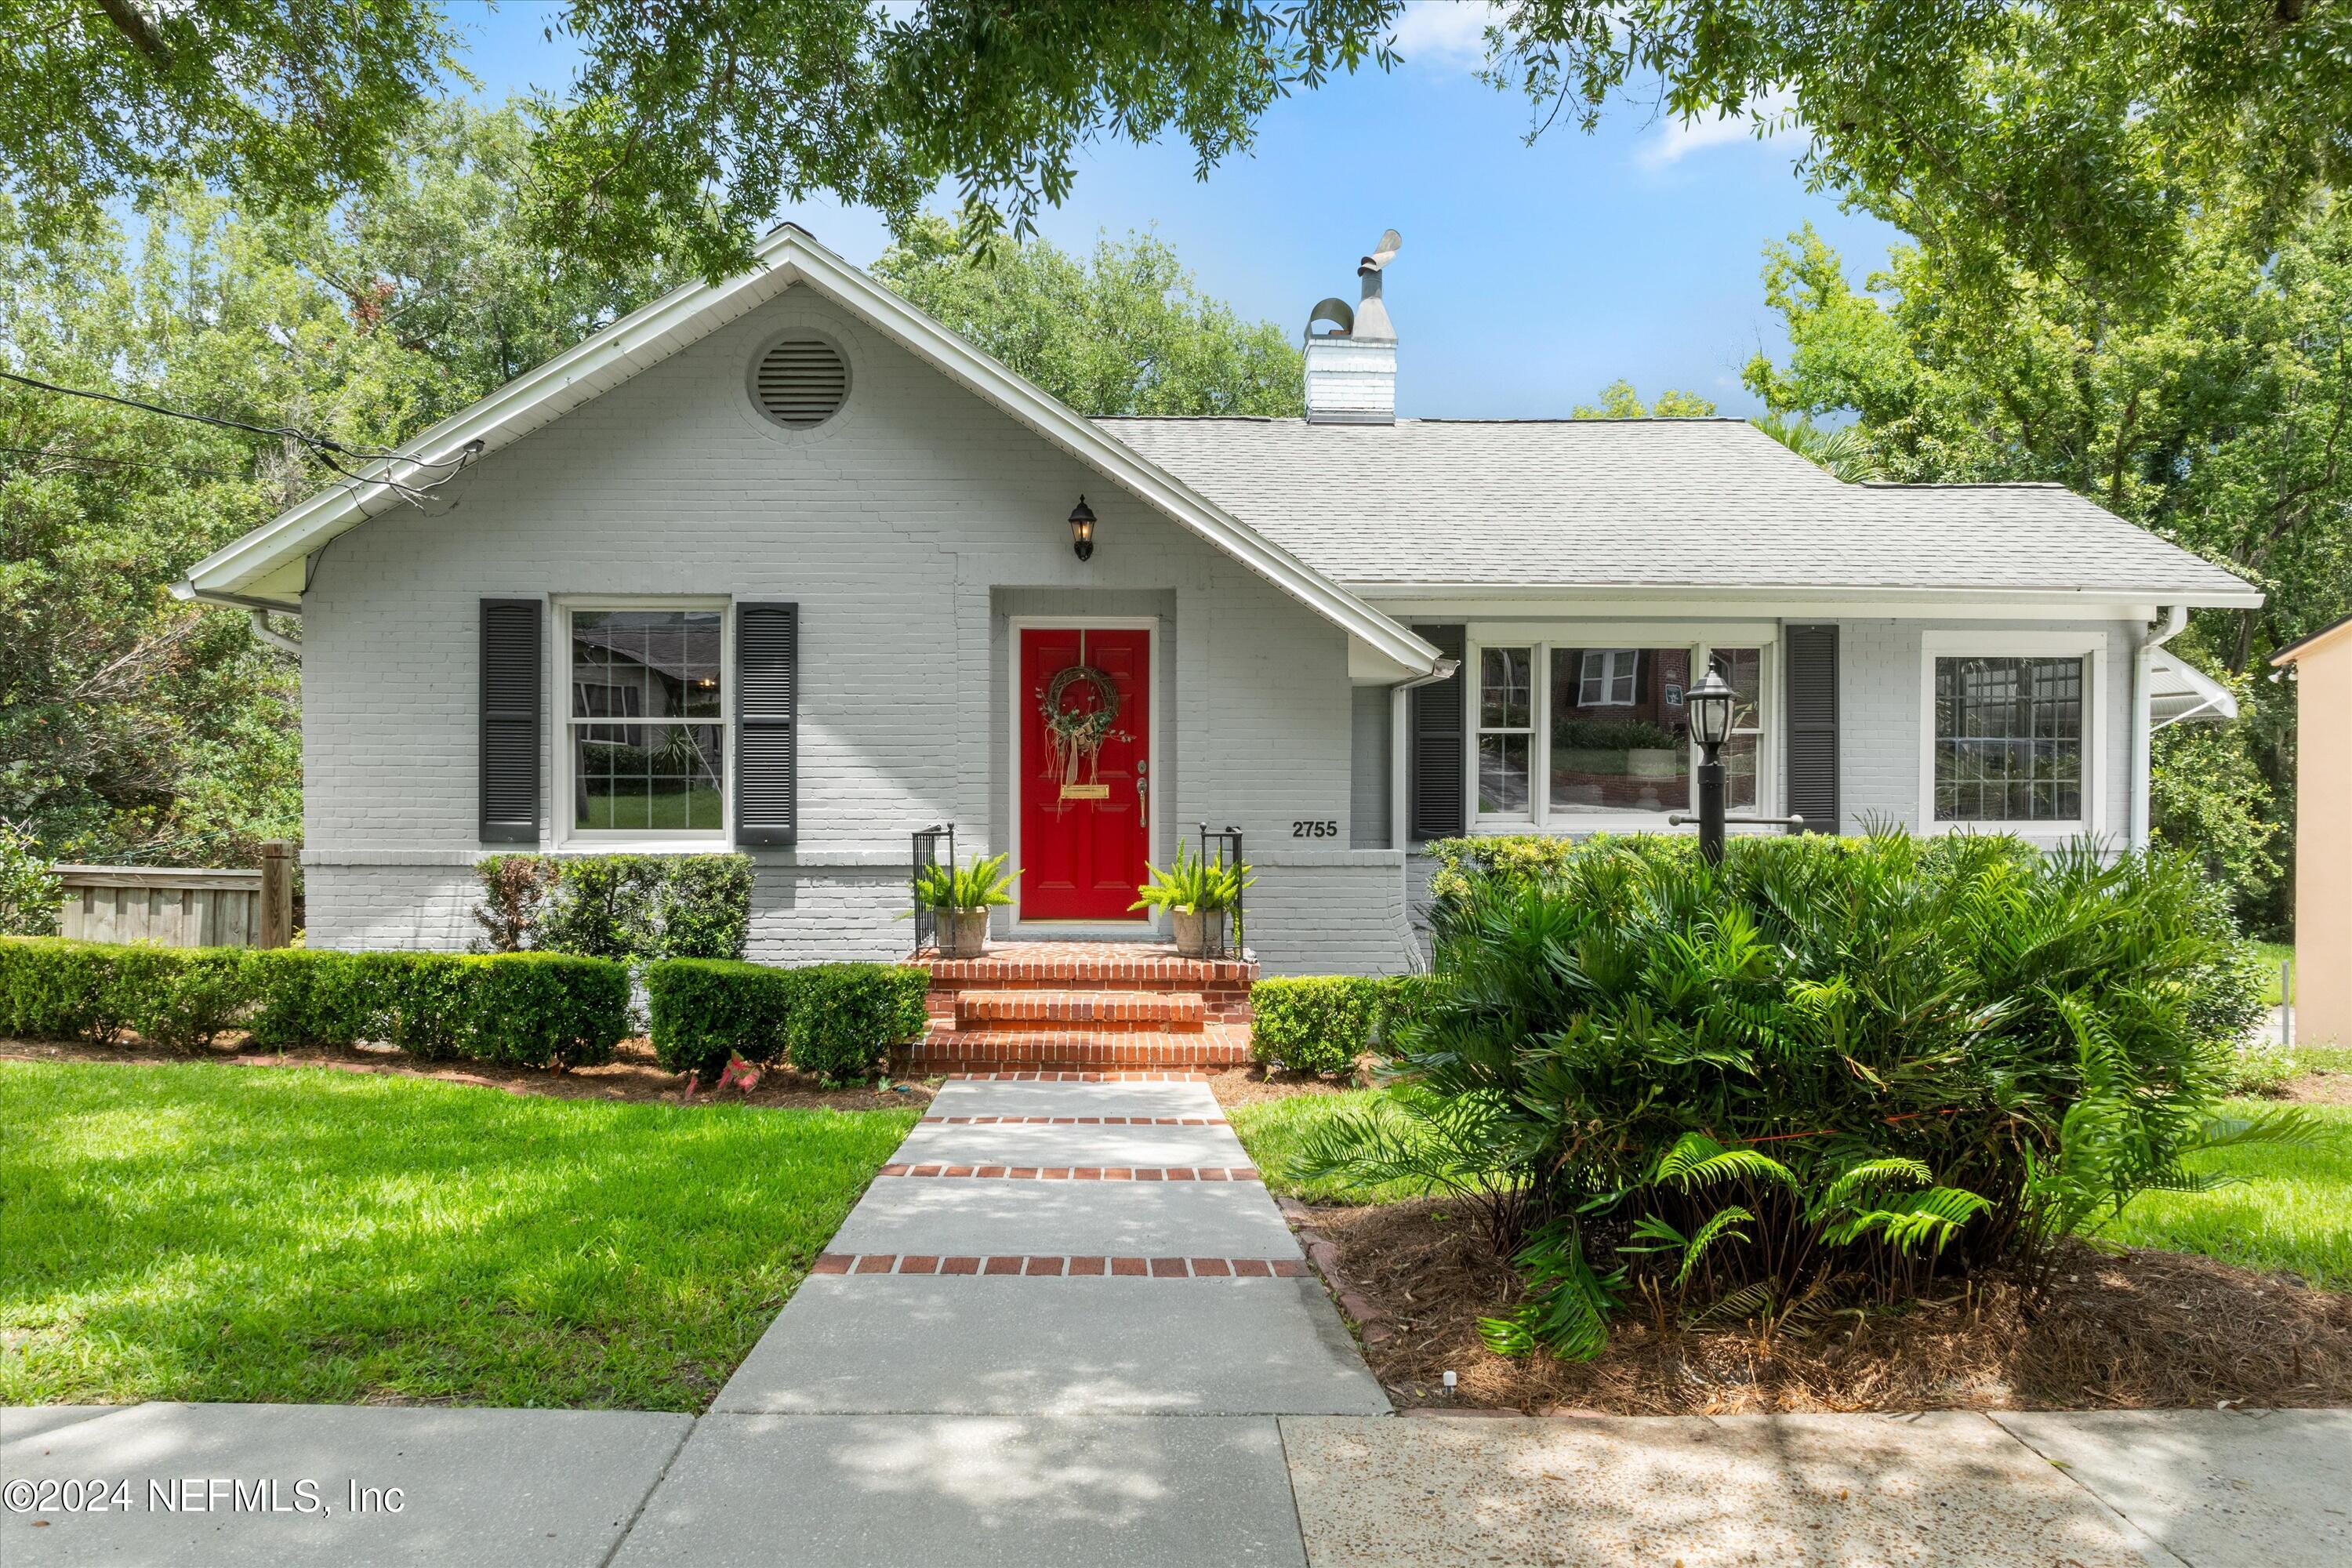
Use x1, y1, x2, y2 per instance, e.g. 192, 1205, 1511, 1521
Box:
1069, 496, 1097, 562
1685, 667, 1736, 866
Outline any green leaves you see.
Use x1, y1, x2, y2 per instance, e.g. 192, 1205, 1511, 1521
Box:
1479, 1223, 1625, 1362
912, 852, 1022, 913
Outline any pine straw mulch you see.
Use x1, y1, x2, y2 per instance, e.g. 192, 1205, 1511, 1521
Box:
0, 1034, 938, 1113
1201, 1064, 1367, 1107
1311, 1196, 2352, 1416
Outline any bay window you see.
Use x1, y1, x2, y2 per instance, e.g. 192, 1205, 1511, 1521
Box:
1472, 633, 1772, 829
564, 605, 729, 839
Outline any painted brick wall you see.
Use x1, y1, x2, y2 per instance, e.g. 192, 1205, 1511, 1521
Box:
1832, 618, 2138, 844
302, 285, 1368, 962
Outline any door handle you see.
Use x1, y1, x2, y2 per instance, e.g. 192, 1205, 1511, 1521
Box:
1136, 759, 1149, 832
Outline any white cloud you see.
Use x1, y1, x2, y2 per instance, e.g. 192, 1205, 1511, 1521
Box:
1635, 92, 1802, 170
1386, 2, 1504, 70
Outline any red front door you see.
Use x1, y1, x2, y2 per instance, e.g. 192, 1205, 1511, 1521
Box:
1019, 627, 1150, 921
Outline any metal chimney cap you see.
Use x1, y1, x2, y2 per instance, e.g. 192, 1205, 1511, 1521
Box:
1357, 229, 1402, 276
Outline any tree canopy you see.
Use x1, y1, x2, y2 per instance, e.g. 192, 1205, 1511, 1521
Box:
871, 214, 1304, 416
0, 101, 691, 866
1741, 191, 2352, 929
9, 2, 2344, 292
1570, 379, 1717, 418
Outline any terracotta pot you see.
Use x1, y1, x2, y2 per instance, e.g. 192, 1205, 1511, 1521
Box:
937, 909, 989, 959
1171, 908, 1227, 960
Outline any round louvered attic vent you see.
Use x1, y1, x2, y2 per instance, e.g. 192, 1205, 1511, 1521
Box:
752, 337, 848, 427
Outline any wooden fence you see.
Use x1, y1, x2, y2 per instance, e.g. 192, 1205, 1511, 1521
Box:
53, 843, 296, 949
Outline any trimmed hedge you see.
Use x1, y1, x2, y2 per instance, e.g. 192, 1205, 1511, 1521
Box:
473, 852, 754, 960
1250, 975, 1432, 1076
646, 958, 931, 1083
0, 937, 628, 1068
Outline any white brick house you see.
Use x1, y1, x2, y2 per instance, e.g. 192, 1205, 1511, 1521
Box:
176, 227, 2257, 977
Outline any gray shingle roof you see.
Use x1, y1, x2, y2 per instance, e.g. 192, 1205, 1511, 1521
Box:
1094, 416, 2256, 602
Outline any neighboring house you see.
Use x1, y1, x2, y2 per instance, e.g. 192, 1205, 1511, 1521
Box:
175, 227, 2258, 976
2272, 615, 2350, 1046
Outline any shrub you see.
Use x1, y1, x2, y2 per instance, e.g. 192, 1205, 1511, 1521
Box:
1250, 975, 1431, 1076
644, 959, 930, 1083
658, 855, 755, 959
1425, 832, 1698, 909
0, 937, 628, 1068
470, 853, 755, 960
645, 958, 794, 1078
0, 936, 119, 1039
469, 953, 629, 1068
245, 949, 378, 1049
535, 855, 662, 960
781, 964, 931, 1083
1301, 831, 2317, 1361
0, 821, 60, 936
129, 948, 257, 1049
470, 855, 561, 953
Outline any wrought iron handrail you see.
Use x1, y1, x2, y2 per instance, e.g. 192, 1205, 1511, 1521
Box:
1198, 822, 1246, 960
909, 823, 954, 954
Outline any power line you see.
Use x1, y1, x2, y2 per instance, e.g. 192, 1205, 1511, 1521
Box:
0, 368, 469, 470
0, 444, 254, 481
0, 368, 487, 510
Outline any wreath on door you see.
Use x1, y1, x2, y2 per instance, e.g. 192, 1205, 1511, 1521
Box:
1038, 664, 1124, 785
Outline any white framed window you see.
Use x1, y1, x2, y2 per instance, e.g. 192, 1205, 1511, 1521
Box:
1465, 630, 1777, 833
1920, 632, 2104, 834
1577, 648, 1639, 706
1475, 646, 1535, 817
557, 600, 731, 844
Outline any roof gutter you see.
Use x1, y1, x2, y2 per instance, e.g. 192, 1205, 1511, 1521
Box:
2129, 604, 2190, 851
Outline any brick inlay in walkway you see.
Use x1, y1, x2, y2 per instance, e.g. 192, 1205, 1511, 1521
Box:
880, 1163, 1260, 1181
811, 1252, 1312, 1278
920, 1114, 1229, 1125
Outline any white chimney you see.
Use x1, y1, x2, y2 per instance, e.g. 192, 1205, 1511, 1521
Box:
1304, 230, 1400, 424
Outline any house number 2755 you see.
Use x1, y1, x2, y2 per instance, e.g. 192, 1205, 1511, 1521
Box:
1290, 819, 1338, 838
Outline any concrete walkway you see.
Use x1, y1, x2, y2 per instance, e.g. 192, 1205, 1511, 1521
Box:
7, 1077, 2348, 1565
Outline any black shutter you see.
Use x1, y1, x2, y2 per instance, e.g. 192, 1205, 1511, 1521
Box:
1407, 624, 1468, 841
735, 601, 799, 847
1784, 624, 1839, 834
478, 598, 543, 843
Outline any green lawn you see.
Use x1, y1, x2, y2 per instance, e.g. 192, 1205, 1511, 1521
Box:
1229, 1089, 1434, 1205
2254, 941, 2296, 1008
0, 1060, 914, 1410
2104, 1098, 2352, 1290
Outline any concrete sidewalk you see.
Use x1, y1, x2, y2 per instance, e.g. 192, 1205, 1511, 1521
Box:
10, 1402, 2347, 1566
9, 1077, 2347, 1565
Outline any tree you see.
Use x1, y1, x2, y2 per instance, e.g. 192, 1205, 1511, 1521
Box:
1750, 412, 1887, 482
1741, 197, 2351, 931
12, 4, 2345, 293
2, 0, 457, 253
870, 213, 1304, 416
0, 102, 690, 866
1571, 379, 1717, 418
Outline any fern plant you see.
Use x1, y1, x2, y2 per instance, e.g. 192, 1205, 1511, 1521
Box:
910, 853, 1020, 913
1128, 840, 1252, 916
1293, 827, 2299, 1363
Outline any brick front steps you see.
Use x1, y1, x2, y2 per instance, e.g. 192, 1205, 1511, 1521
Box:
900, 941, 1256, 1071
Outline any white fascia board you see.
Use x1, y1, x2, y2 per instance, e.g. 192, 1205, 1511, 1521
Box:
1361, 583, 2265, 619
183, 239, 806, 597
184, 227, 1439, 677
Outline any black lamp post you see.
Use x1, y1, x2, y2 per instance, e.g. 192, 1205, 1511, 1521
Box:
1686, 667, 1736, 865
1069, 496, 1097, 561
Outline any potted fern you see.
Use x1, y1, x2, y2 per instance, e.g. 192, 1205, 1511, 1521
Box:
1130, 842, 1254, 958
911, 853, 1020, 958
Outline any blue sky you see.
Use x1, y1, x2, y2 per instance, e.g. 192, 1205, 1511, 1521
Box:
454, 2, 1901, 419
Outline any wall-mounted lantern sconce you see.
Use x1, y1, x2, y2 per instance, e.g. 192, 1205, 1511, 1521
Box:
1069, 496, 1097, 562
